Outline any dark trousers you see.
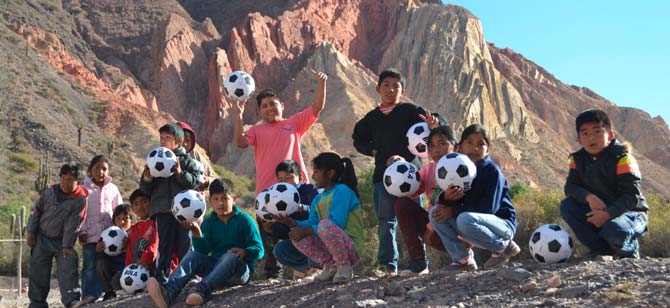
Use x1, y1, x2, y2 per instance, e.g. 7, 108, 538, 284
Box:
560, 197, 647, 257
395, 198, 446, 271
257, 217, 280, 277
28, 235, 80, 308
155, 213, 191, 282
95, 254, 125, 294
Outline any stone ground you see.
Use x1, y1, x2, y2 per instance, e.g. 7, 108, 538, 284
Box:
2, 257, 669, 308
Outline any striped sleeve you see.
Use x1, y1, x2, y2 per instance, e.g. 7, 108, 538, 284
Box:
616, 154, 640, 177
569, 155, 576, 170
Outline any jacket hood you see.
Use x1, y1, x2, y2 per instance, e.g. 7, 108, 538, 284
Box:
176, 121, 196, 153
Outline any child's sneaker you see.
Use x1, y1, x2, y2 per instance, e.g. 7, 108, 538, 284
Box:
332, 265, 354, 283
398, 267, 429, 277
147, 277, 173, 308
484, 241, 521, 268
314, 267, 337, 282
445, 249, 477, 272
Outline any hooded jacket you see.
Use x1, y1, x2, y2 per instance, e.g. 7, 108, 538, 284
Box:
28, 184, 89, 248
80, 176, 123, 244
177, 121, 211, 186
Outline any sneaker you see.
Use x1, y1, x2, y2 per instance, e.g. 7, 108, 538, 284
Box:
185, 292, 205, 306
398, 267, 430, 277
293, 267, 320, 280
445, 249, 478, 272
332, 265, 354, 283
314, 267, 337, 282
484, 241, 521, 268
147, 277, 173, 308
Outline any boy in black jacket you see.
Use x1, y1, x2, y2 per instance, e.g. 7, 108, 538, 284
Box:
352, 68, 446, 275
140, 123, 200, 282
560, 109, 648, 259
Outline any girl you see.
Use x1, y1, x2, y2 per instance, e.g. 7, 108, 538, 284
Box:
429, 124, 519, 270
79, 155, 123, 303
95, 204, 132, 300
390, 126, 457, 276
278, 152, 364, 283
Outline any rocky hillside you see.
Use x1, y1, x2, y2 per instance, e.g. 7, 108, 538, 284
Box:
1, 0, 669, 205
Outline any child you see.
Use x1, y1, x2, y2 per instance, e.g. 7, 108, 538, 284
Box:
140, 123, 200, 282
429, 124, 519, 270
352, 68, 446, 275
264, 160, 320, 278
560, 109, 648, 259
279, 152, 364, 283
176, 121, 212, 191
391, 126, 457, 276
27, 163, 88, 308
147, 178, 263, 307
79, 155, 123, 304
95, 204, 132, 300
233, 70, 327, 195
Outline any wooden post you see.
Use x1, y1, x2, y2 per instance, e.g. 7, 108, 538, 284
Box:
17, 206, 24, 297
77, 127, 83, 147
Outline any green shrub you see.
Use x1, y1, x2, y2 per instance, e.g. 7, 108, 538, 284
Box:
7, 152, 39, 173
212, 164, 255, 208
640, 194, 670, 257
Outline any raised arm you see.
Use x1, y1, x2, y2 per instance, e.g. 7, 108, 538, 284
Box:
310, 69, 328, 116
233, 99, 250, 148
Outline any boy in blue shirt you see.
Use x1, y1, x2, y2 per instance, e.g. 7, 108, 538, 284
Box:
561, 109, 648, 259
146, 178, 263, 307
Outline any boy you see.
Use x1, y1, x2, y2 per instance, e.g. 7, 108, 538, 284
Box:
177, 121, 212, 191
561, 109, 649, 259
233, 69, 327, 195
140, 123, 200, 282
264, 160, 320, 278
147, 178, 263, 308
95, 204, 132, 300
352, 68, 446, 275
27, 163, 88, 308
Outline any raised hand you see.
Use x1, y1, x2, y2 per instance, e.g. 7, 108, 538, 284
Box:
419, 112, 439, 129
311, 69, 328, 83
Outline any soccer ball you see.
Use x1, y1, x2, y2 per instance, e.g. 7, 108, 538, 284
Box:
435, 153, 477, 192
223, 71, 255, 101
120, 263, 150, 294
172, 190, 206, 223
255, 189, 274, 222
146, 147, 177, 178
529, 224, 574, 264
100, 226, 127, 256
406, 122, 430, 158
383, 161, 421, 197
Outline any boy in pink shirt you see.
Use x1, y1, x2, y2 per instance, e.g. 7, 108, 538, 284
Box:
389, 126, 458, 276
233, 70, 328, 195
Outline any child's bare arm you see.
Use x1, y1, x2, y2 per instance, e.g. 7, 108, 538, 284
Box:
311, 69, 327, 116
233, 99, 249, 148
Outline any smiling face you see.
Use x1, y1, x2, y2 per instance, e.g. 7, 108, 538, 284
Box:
114, 212, 132, 231
376, 77, 403, 106
258, 96, 284, 123
210, 192, 236, 217
460, 132, 488, 162
90, 161, 109, 185
578, 122, 614, 156
131, 196, 151, 220
428, 134, 454, 162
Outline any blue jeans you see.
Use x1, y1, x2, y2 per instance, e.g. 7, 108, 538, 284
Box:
373, 182, 398, 272
273, 239, 320, 272
429, 207, 515, 260
560, 197, 647, 256
81, 243, 102, 298
164, 251, 249, 300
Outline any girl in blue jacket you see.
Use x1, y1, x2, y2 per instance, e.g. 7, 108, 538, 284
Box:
429, 124, 519, 270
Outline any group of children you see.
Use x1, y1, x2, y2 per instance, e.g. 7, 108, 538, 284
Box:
26, 67, 649, 308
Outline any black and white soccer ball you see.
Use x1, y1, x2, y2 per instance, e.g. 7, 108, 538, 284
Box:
120, 263, 150, 293
223, 71, 255, 101
146, 147, 177, 178
383, 161, 421, 197
101, 226, 127, 256
257, 182, 300, 222
434, 153, 477, 192
172, 190, 206, 223
529, 224, 574, 264
406, 122, 430, 158
255, 189, 274, 222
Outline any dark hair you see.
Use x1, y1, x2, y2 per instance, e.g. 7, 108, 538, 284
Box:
112, 204, 130, 221
256, 88, 279, 108
460, 124, 491, 147
159, 123, 184, 141
275, 160, 301, 176
575, 109, 612, 133
129, 189, 150, 203
209, 178, 235, 197
59, 162, 82, 179
377, 68, 405, 88
87, 155, 110, 175
312, 152, 358, 196
428, 125, 457, 147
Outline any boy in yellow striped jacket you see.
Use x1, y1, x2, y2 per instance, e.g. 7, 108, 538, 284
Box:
560, 109, 648, 259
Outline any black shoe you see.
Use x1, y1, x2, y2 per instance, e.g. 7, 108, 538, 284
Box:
102, 291, 116, 301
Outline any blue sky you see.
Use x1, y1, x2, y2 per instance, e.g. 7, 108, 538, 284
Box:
444, 1, 669, 126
